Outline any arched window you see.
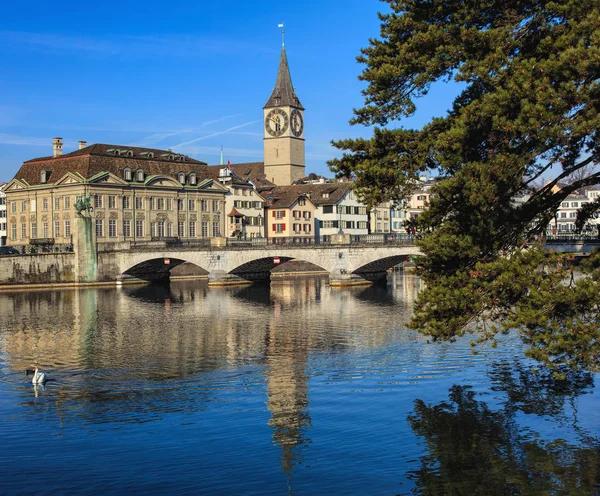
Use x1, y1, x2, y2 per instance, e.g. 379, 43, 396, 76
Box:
124, 168, 132, 181
40, 170, 47, 183
178, 173, 186, 185
136, 169, 145, 182
189, 173, 197, 186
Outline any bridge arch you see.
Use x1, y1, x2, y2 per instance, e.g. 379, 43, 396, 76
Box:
228, 255, 329, 281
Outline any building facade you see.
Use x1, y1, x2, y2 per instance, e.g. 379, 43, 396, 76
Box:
261, 191, 317, 242
0, 183, 7, 246
5, 141, 228, 248
259, 183, 368, 238
216, 167, 265, 239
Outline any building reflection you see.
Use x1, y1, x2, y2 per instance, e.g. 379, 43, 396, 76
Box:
0, 274, 421, 479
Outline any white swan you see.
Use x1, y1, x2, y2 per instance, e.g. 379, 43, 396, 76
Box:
31, 367, 47, 384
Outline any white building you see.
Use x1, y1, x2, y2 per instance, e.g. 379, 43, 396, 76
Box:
0, 183, 6, 246
549, 188, 599, 235
216, 167, 265, 239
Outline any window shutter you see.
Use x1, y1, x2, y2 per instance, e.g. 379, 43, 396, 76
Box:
282, 210, 286, 217
272, 211, 276, 218
272, 223, 276, 231
282, 223, 286, 231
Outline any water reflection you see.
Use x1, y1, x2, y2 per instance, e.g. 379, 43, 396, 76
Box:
0, 274, 418, 479
1, 273, 598, 494
408, 365, 600, 494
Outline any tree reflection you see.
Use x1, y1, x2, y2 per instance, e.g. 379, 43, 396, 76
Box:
407, 365, 600, 494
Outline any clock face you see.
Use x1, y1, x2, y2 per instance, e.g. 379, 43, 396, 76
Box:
290, 109, 304, 137
265, 109, 289, 137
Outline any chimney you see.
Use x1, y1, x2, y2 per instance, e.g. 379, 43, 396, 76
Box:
53, 137, 63, 157
78, 140, 87, 150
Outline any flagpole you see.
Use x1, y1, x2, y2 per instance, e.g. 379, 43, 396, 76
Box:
220, 145, 224, 166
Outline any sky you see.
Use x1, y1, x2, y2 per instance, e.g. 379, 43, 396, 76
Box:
0, 0, 460, 183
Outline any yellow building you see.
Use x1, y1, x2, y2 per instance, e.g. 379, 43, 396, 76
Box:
5, 140, 228, 247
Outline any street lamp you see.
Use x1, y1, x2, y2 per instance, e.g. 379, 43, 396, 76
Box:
373, 206, 377, 233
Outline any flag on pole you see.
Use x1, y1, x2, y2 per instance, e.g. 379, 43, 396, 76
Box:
227, 158, 231, 167
278, 23, 284, 28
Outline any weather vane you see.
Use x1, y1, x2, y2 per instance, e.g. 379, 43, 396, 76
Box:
278, 22, 285, 47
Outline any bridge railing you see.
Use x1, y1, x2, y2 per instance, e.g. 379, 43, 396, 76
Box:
545, 235, 600, 243
350, 233, 416, 245
227, 237, 317, 247
129, 239, 212, 249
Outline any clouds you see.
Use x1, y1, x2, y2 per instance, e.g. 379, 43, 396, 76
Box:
0, 30, 273, 59
171, 120, 261, 150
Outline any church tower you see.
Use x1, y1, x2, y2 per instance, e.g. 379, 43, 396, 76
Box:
263, 46, 305, 186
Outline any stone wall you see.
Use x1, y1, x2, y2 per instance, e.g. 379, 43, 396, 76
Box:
0, 253, 76, 285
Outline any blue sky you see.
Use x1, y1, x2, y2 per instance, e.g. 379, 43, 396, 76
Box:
0, 0, 459, 182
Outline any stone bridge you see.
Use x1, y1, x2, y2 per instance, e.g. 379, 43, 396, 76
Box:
99, 242, 422, 286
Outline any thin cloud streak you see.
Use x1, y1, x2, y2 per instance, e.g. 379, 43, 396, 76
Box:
0, 31, 274, 59
0, 133, 75, 147
172, 120, 261, 149
130, 114, 243, 147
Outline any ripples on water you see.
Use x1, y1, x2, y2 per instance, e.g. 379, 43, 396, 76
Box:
0, 273, 598, 495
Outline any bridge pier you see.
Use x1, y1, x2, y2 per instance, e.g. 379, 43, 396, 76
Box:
207, 270, 255, 286
329, 269, 375, 287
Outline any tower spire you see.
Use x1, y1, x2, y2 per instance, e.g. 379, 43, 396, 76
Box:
264, 42, 304, 110
278, 23, 285, 47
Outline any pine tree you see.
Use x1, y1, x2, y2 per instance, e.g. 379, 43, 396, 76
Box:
330, 0, 600, 374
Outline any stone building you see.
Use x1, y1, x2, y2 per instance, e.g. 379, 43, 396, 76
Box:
4, 140, 228, 247
263, 46, 305, 186
0, 182, 7, 246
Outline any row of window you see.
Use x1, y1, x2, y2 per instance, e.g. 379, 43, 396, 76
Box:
272, 210, 312, 219
11, 220, 72, 240
95, 195, 221, 213
94, 219, 220, 238
271, 223, 312, 234
229, 216, 264, 226
233, 200, 263, 209
232, 188, 254, 196
122, 168, 195, 184
321, 205, 368, 215
319, 220, 368, 230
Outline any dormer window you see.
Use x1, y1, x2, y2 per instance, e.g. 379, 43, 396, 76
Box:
126, 150, 134, 157
322, 192, 330, 199
178, 173, 186, 185
169, 154, 175, 161
40, 170, 48, 183
124, 168, 132, 181
189, 173, 197, 186
136, 169, 145, 182
148, 152, 154, 159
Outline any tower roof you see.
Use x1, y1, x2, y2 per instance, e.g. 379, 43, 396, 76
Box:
264, 47, 303, 110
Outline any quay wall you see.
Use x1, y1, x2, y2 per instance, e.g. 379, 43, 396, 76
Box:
0, 253, 77, 286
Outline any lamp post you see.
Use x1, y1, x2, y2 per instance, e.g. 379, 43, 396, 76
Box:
373, 206, 377, 233
337, 204, 344, 234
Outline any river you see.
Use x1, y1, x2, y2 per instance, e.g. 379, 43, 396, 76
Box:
1, 273, 599, 495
